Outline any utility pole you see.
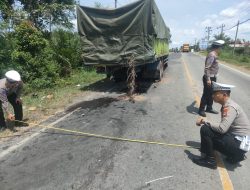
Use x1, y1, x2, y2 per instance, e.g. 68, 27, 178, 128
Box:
205, 26, 212, 41
205, 26, 212, 48
115, 0, 117, 8
233, 20, 240, 55
223, 18, 249, 55
194, 38, 197, 51
217, 24, 225, 36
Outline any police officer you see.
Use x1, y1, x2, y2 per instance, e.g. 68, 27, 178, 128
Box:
198, 40, 225, 117
193, 82, 250, 169
0, 70, 28, 130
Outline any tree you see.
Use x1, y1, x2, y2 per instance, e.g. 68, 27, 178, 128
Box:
0, 0, 75, 30
213, 33, 231, 46
50, 29, 82, 76
94, 2, 102, 8
0, 0, 15, 20
11, 21, 59, 88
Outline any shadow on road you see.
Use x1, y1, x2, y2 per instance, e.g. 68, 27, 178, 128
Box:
184, 150, 201, 160
66, 97, 118, 112
221, 154, 244, 171
186, 101, 199, 115
185, 142, 244, 171
80, 78, 120, 93
80, 78, 154, 94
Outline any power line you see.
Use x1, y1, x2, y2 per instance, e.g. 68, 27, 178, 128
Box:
224, 18, 250, 31
240, 18, 250, 25
217, 24, 225, 35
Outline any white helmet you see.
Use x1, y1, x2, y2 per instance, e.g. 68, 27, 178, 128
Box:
212, 40, 225, 47
5, 70, 21, 82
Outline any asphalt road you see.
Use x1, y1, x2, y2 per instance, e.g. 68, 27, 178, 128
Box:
0, 53, 249, 190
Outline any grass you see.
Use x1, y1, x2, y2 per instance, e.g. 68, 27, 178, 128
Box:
0, 68, 105, 137
23, 68, 106, 118
220, 51, 250, 69
199, 49, 250, 70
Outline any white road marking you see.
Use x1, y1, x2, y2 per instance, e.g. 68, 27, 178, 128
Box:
0, 108, 80, 160
220, 63, 250, 78
193, 52, 250, 78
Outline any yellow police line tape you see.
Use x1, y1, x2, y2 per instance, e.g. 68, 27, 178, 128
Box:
11, 120, 199, 149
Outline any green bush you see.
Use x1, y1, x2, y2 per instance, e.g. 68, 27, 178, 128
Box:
0, 25, 16, 76
11, 21, 59, 88
50, 29, 82, 77
235, 47, 245, 55
240, 56, 249, 63
0, 21, 102, 92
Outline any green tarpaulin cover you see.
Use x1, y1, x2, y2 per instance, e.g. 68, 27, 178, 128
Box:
77, 0, 170, 66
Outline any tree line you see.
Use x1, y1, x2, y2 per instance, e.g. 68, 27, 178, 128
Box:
0, 0, 84, 90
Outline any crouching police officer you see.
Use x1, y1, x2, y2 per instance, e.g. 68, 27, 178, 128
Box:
193, 82, 250, 169
0, 70, 28, 130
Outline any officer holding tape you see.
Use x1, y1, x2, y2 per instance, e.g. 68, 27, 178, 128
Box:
193, 82, 250, 169
0, 70, 28, 130
198, 40, 225, 117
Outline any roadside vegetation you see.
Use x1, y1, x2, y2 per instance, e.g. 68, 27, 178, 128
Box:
219, 47, 250, 69
0, 1, 105, 135
199, 34, 250, 70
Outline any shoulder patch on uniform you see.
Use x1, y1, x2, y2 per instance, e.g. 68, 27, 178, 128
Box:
222, 106, 229, 117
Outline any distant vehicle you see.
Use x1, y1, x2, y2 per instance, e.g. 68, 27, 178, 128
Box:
182, 44, 190, 52
77, 0, 171, 81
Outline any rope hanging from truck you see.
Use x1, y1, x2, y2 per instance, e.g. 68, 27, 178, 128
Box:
127, 54, 136, 102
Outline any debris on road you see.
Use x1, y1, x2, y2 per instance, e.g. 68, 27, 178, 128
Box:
145, 175, 173, 185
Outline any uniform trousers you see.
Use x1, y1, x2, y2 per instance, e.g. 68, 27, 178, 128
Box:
200, 124, 246, 161
0, 93, 23, 127
199, 75, 217, 111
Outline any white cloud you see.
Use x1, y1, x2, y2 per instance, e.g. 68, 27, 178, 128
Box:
201, 19, 213, 27
72, 18, 77, 28
220, 8, 238, 17
172, 41, 181, 45
201, 14, 221, 26
197, 0, 219, 2
77, 0, 250, 48
220, 0, 250, 18
183, 29, 196, 35
198, 0, 250, 41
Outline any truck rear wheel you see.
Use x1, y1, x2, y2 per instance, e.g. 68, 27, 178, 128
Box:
113, 69, 127, 82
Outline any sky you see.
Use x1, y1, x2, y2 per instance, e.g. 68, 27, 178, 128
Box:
77, 0, 250, 48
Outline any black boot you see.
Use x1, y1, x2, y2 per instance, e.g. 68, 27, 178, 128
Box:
205, 108, 219, 114
15, 121, 29, 127
198, 110, 206, 117
192, 156, 217, 169
0, 126, 7, 131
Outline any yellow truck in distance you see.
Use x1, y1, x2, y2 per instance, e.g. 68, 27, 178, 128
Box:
182, 44, 190, 52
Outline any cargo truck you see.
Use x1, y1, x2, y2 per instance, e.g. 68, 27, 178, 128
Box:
182, 44, 190, 52
77, 0, 171, 81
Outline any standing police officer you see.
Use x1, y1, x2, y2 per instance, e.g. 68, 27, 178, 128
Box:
193, 82, 250, 169
198, 40, 225, 117
0, 70, 27, 130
